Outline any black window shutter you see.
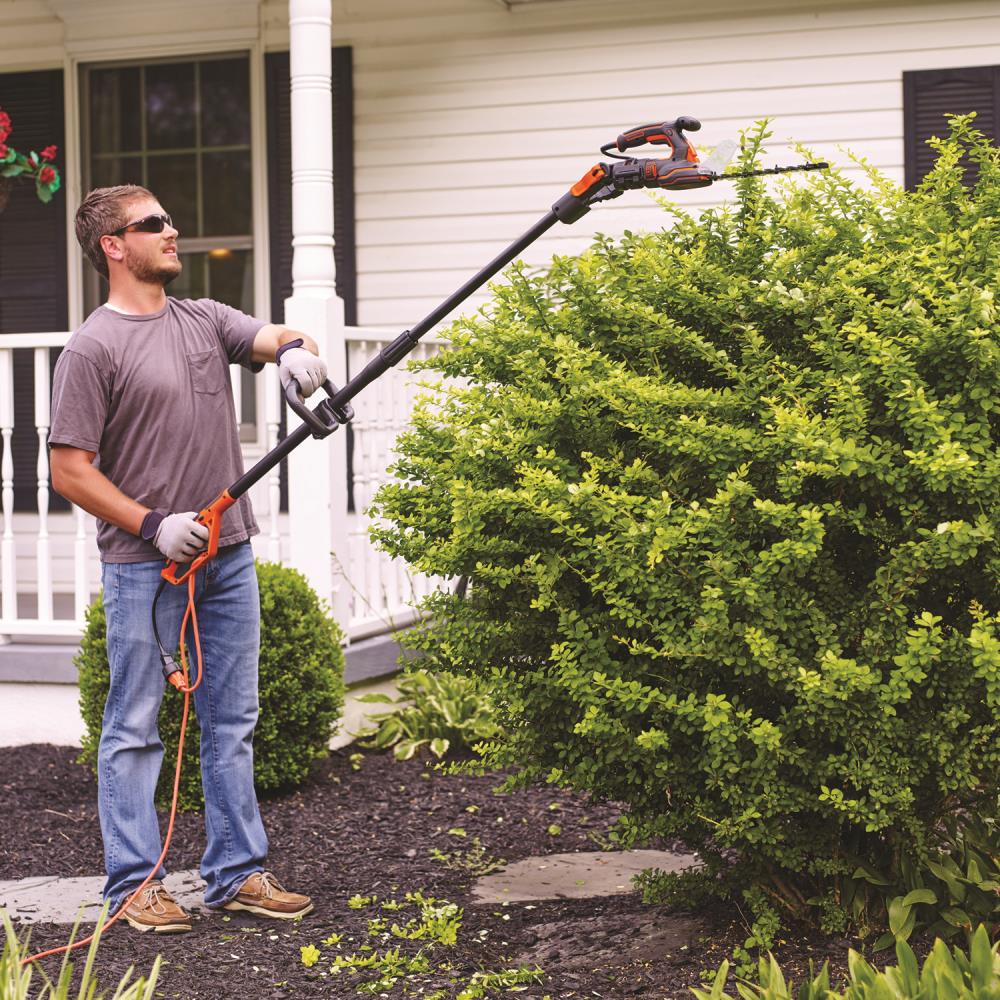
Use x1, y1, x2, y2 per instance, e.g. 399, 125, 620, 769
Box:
903, 65, 999, 189
0, 69, 68, 512
265, 47, 357, 513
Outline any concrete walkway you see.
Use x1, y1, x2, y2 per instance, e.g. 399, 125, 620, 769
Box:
0, 676, 399, 751
0, 849, 700, 925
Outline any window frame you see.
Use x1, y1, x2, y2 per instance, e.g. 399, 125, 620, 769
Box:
66, 41, 272, 449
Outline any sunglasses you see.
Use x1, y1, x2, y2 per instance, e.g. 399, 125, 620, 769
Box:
110, 213, 173, 237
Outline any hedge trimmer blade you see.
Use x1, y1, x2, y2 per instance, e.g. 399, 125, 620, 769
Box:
716, 161, 830, 180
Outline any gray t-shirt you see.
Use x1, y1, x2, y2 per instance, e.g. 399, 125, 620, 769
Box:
49, 298, 266, 563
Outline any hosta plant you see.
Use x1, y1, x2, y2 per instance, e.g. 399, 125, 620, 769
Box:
354, 669, 499, 760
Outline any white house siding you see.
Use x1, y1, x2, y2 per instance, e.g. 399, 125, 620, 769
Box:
2, 0, 1000, 337
259, 0, 1000, 329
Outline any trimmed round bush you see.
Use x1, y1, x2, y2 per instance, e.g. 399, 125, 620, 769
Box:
78, 559, 345, 811
372, 118, 1000, 934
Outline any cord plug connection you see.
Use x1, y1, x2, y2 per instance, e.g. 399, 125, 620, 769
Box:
161, 653, 185, 690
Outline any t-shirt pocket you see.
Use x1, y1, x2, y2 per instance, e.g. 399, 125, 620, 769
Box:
186, 349, 227, 395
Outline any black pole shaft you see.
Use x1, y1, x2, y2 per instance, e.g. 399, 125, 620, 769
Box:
229, 421, 311, 499
226, 209, 561, 501
327, 209, 560, 412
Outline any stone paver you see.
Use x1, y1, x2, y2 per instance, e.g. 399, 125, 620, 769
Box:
471, 848, 699, 903
0, 870, 206, 924
1, 848, 700, 924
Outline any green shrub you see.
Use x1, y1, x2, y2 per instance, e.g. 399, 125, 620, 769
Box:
353, 669, 499, 760
693, 925, 1000, 1000
1, 907, 160, 999
78, 560, 346, 810
372, 116, 1000, 937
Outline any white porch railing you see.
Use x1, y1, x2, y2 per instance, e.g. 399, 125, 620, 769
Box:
0, 327, 445, 643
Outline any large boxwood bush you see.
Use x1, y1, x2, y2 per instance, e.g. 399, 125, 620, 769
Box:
78, 560, 345, 811
371, 118, 1000, 937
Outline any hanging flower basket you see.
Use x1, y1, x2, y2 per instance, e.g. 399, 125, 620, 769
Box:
0, 107, 61, 212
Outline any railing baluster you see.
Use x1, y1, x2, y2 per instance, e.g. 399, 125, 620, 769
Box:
74, 504, 89, 622
231, 365, 243, 425
0, 347, 16, 633
34, 348, 53, 621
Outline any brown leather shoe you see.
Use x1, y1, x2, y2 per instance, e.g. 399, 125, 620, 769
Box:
222, 871, 313, 920
122, 881, 193, 934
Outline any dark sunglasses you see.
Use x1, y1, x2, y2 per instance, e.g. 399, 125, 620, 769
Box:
110, 213, 173, 237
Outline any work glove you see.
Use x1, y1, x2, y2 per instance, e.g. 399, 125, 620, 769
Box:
152, 512, 209, 563
278, 341, 328, 399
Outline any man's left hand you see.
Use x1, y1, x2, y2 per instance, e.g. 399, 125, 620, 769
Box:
279, 346, 328, 398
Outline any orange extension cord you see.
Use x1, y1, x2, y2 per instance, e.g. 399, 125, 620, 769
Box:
23, 574, 203, 966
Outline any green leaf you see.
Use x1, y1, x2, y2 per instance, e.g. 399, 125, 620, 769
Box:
900, 888, 936, 907
968, 924, 994, 987
853, 866, 890, 886
887, 896, 911, 936
939, 907, 971, 928
894, 937, 920, 993
872, 933, 896, 952
371, 718, 402, 748
394, 739, 424, 761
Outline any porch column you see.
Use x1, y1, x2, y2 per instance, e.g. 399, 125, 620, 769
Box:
285, 0, 350, 627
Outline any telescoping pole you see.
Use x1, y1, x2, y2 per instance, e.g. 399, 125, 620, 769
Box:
161, 209, 562, 585
242, 210, 559, 498
329, 211, 561, 417
163, 112, 826, 586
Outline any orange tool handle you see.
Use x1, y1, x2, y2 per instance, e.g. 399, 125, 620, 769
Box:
161, 491, 237, 585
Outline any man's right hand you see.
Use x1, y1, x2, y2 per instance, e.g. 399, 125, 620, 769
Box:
153, 512, 209, 562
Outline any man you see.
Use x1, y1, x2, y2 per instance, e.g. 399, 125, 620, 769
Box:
50, 184, 324, 934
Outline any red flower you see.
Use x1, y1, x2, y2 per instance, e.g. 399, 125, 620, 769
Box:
40, 144, 58, 162
0, 144, 7, 160
0, 109, 10, 138
39, 166, 56, 184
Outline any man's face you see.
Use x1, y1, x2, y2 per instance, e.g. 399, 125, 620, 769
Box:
116, 198, 182, 286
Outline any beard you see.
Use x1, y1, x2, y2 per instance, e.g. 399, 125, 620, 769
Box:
124, 244, 182, 286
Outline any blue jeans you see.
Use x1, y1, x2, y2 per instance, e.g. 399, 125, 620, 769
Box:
98, 542, 268, 910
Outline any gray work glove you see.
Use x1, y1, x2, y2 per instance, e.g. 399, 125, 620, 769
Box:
153, 512, 209, 562
278, 346, 328, 399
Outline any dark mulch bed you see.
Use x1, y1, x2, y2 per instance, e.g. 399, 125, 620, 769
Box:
1, 744, 859, 998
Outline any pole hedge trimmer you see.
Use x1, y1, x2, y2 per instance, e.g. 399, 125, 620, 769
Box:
25, 115, 826, 966
161, 114, 828, 594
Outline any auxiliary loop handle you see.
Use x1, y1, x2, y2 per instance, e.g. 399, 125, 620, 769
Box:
284, 378, 355, 439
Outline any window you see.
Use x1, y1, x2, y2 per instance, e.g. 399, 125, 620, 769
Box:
903, 65, 999, 188
81, 54, 257, 433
